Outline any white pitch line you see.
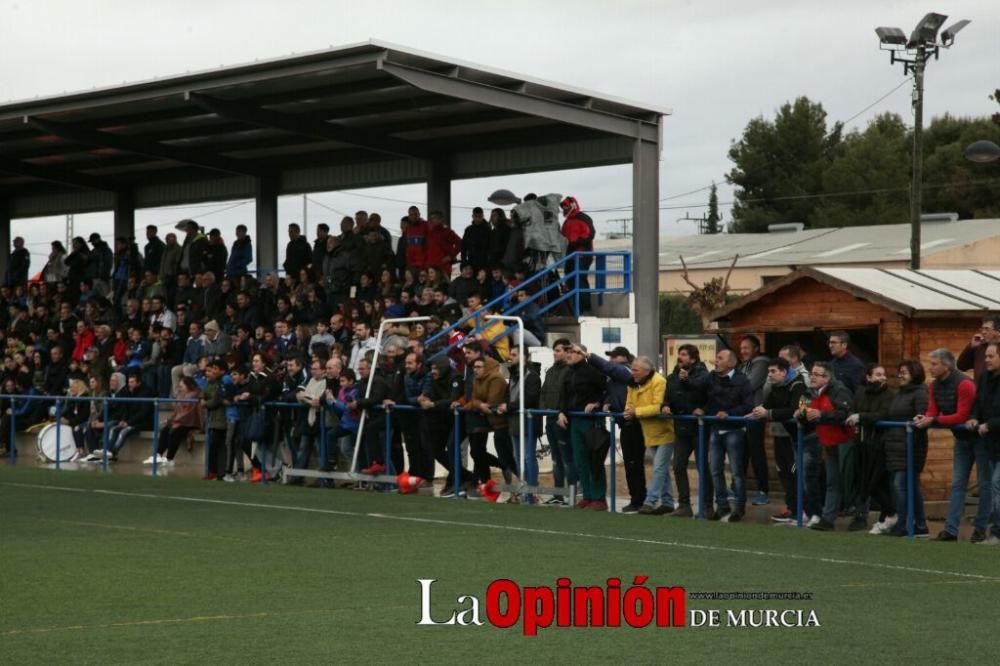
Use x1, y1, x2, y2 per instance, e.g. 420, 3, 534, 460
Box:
6, 482, 998, 582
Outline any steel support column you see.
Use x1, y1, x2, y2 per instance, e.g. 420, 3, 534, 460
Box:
427, 159, 452, 222
113, 190, 135, 242
632, 135, 660, 362
0, 198, 10, 282
255, 176, 279, 273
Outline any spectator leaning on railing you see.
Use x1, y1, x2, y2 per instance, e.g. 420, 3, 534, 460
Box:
702, 349, 754, 522
664, 343, 711, 518
752, 356, 806, 523
558, 343, 609, 511
966, 342, 1000, 545
918, 348, 985, 543
625, 355, 675, 516
798, 361, 855, 532
587, 345, 646, 513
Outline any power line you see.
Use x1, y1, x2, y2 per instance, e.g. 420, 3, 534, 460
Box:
305, 195, 350, 218
840, 77, 913, 128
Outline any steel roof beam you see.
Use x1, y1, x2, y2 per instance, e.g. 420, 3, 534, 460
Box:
0, 156, 119, 191
25, 116, 266, 177
186, 92, 435, 161
379, 61, 659, 142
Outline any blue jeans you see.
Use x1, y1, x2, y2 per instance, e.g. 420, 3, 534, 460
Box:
291, 434, 315, 469
547, 417, 576, 490
894, 470, 927, 530
644, 444, 674, 508
710, 429, 746, 510
943, 437, 993, 535
801, 436, 824, 518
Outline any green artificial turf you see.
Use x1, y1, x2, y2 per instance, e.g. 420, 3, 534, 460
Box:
1, 465, 997, 664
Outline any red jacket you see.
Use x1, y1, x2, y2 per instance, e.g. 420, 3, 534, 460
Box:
560, 195, 593, 253
402, 220, 428, 269
425, 224, 462, 275
809, 389, 854, 447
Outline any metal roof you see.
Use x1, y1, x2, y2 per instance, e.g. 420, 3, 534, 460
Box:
712, 267, 1000, 320
0, 39, 665, 218
597, 219, 1000, 269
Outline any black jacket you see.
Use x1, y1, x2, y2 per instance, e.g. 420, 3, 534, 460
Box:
356, 371, 390, 431
505, 361, 543, 435
665, 362, 710, 435
144, 236, 165, 275
763, 370, 808, 426
973, 371, 1000, 457
881, 383, 929, 472
559, 361, 606, 413
283, 236, 313, 276
122, 386, 153, 429
703, 369, 754, 419
853, 382, 893, 444
6, 247, 30, 286
461, 221, 492, 270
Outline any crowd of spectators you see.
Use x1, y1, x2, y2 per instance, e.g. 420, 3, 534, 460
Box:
0, 198, 596, 485
4, 204, 996, 543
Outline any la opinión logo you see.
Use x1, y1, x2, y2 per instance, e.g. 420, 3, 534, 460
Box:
416, 577, 686, 635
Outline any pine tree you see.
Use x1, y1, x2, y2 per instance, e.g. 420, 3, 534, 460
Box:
705, 182, 721, 234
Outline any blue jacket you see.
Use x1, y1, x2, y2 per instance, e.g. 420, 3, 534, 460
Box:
222, 375, 239, 422
587, 353, 632, 415
832, 352, 866, 395
403, 370, 433, 406
226, 237, 253, 277
182, 336, 204, 365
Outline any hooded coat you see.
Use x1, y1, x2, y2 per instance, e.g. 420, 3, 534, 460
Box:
512, 194, 567, 258
467, 357, 507, 432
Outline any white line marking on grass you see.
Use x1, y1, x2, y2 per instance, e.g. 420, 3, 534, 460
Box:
0, 608, 392, 637
7, 482, 998, 582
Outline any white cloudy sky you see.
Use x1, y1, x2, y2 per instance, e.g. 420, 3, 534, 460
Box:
1, 0, 997, 270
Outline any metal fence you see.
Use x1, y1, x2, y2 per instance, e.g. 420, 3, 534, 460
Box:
4, 393, 938, 538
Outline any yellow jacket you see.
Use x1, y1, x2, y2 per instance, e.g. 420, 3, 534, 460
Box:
625, 373, 675, 446
476, 317, 510, 362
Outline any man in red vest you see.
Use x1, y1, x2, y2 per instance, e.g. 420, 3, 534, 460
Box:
800, 361, 854, 531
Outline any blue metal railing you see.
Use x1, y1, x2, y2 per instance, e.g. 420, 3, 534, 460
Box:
424, 250, 631, 358
4, 392, 944, 538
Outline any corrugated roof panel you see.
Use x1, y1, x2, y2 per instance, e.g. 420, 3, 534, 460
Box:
909, 270, 1000, 308
814, 268, 981, 311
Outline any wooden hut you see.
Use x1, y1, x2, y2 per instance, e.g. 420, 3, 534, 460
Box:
709, 267, 1000, 500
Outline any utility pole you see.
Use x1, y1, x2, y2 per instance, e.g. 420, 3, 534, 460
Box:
910, 48, 924, 270
66, 213, 74, 249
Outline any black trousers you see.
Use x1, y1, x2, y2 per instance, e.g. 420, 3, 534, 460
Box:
468, 431, 503, 483
400, 412, 431, 479
773, 435, 797, 513
206, 428, 227, 476
620, 419, 647, 506
672, 428, 714, 509
742, 420, 770, 493
427, 411, 472, 487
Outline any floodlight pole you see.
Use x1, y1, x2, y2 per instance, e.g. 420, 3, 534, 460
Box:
910, 45, 925, 270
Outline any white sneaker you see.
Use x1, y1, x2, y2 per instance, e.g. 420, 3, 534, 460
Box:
223, 474, 235, 483
978, 535, 1000, 546
869, 521, 886, 535
806, 515, 821, 528
142, 454, 159, 465
882, 515, 898, 531
160, 458, 175, 468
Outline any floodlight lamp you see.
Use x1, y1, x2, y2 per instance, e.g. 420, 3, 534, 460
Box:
940, 19, 970, 46
963, 140, 1000, 164
907, 12, 947, 47
488, 189, 521, 206
875, 26, 907, 47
